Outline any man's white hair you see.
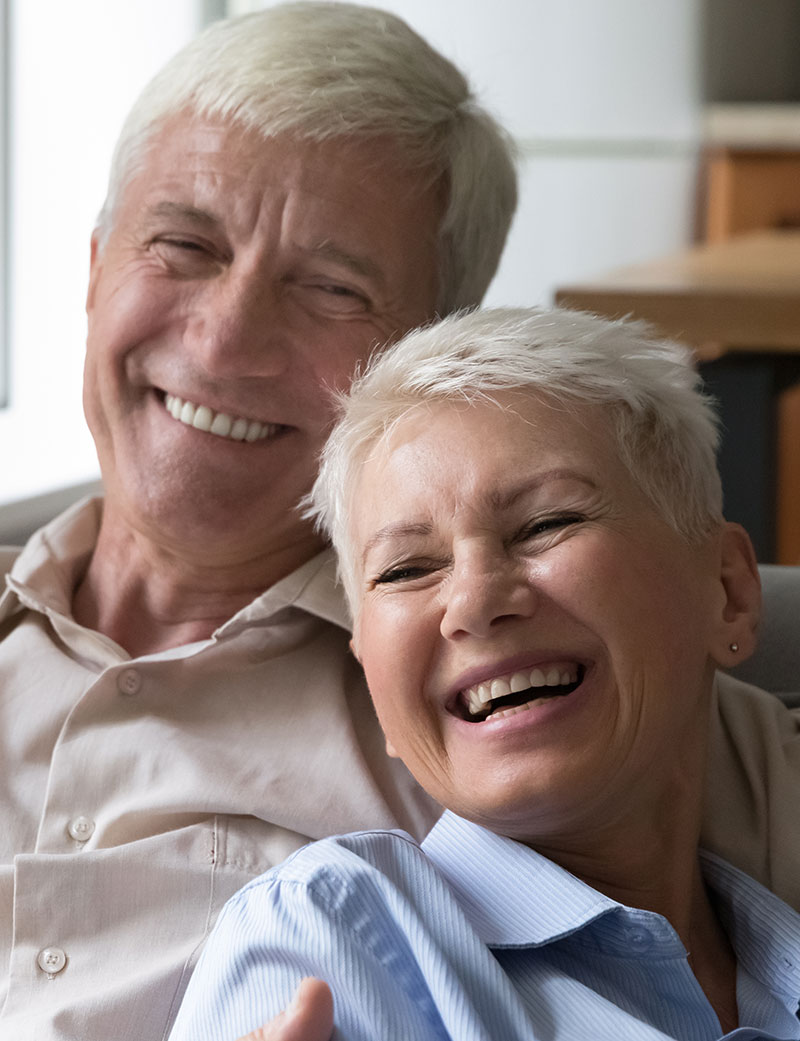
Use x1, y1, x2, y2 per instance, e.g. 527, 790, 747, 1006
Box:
96, 1, 517, 314
307, 307, 724, 614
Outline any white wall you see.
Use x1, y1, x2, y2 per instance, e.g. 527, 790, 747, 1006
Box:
230, 0, 703, 305
474, 0, 702, 307
1, 0, 202, 510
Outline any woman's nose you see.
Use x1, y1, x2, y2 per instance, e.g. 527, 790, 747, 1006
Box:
439, 554, 538, 640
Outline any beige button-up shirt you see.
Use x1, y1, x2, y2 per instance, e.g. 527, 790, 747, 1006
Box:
705, 670, 800, 911
0, 499, 438, 1040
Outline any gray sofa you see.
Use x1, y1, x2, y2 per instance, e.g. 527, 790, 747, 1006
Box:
727, 565, 800, 708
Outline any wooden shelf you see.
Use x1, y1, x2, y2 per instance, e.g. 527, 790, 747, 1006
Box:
555, 230, 800, 564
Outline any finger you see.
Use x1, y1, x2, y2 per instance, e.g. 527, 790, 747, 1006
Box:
236, 978, 334, 1041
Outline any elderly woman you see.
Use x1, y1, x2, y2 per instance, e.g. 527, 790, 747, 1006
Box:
171, 309, 800, 1041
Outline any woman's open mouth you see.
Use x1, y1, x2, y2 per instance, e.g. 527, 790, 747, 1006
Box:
457, 663, 584, 723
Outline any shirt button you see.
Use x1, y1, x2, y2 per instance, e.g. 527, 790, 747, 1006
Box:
117, 668, 142, 696
37, 947, 67, 977
625, 926, 652, 950
67, 816, 95, 843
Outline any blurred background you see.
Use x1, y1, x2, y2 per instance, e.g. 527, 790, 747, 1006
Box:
2, 0, 799, 556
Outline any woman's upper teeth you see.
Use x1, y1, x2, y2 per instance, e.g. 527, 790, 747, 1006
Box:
164, 394, 278, 442
464, 665, 578, 717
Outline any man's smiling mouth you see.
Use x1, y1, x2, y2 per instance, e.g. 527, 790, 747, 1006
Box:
163, 393, 282, 443
458, 664, 584, 722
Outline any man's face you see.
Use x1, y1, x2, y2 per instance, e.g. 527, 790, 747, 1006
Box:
84, 113, 442, 566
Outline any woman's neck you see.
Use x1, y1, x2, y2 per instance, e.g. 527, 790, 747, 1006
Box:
528, 769, 738, 1029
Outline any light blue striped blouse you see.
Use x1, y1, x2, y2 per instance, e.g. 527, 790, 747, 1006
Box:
169, 810, 800, 1041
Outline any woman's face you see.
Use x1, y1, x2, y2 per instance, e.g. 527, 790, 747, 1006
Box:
350, 392, 730, 845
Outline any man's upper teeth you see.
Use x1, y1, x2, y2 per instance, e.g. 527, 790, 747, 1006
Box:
464, 666, 578, 716
164, 394, 277, 442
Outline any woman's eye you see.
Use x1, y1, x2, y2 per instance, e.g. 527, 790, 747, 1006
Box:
372, 563, 434, 586
521, 514, 583, 539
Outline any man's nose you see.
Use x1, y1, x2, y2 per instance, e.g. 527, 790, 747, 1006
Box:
439, 552, 538, 640
185, 271, 291, 378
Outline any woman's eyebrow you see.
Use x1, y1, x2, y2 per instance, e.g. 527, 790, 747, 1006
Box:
361, 522, 433, 564
486, 469, 598, 512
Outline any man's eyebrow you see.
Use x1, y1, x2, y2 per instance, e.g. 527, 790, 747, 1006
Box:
309, 240, 384, 283
146, 201, 221, 229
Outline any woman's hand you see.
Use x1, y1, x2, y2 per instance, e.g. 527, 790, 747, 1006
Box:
235, 978, 334, 1041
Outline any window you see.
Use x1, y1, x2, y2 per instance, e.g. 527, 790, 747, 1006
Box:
0, 0, 8, 407
0, 0, 204, 524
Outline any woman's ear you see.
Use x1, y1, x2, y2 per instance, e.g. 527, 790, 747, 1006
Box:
384, 737, 400, 758
348, 637, 361, 664
711, 523, 761, 668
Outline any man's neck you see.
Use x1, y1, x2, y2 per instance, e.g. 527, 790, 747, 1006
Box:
72, 513, 324, 657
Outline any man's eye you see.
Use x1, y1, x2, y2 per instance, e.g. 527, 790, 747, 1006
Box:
319, 283, 358, 296
151, 237, 223, 276
302, 281, 369, 314
158, 237, 209, 254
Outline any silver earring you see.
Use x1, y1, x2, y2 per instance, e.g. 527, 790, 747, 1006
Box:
729, 642, 739, 653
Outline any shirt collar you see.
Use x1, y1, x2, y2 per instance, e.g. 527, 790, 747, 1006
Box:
216, 548, 350, 637
422, 810, 618, 947
2, 495, 101, 619
3, 495, 352, 639
423, 810, 800, 1003
702, 848, 800, 1000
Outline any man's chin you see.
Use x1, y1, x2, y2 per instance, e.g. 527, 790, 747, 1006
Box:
104, 466, 319, 565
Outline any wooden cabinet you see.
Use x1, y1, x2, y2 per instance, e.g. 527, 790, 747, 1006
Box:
703, 147, 800, 242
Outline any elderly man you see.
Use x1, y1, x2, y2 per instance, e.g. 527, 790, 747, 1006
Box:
0, 5, 515, 1038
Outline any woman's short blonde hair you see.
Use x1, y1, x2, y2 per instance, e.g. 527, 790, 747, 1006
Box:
307, 307, 724, 614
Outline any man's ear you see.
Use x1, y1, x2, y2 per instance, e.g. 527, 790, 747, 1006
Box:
711, 522, 761, 668
86, 231, 102, 314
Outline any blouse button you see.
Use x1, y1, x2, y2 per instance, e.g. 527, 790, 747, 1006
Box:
37, 947, 67, 977
67, 816, 95, 843
117, 669, 142, 696
625, 926, 652, 950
